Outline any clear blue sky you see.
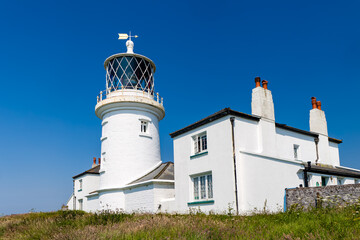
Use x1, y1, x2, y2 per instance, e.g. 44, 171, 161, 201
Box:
1, 0, 359, 215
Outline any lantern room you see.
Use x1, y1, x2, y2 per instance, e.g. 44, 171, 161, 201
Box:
104, 52, 156, 94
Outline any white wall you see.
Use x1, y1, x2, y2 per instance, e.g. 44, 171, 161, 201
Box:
71, 174, 99, 211
275, 128, 317, 162
238, 153, 303, 213
99, 108, 162, 190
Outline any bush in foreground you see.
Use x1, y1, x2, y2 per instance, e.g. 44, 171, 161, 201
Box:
1, 205, 360, 239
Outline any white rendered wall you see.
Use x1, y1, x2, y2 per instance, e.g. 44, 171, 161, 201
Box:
174, 116, 261, 213
238, 153, 303, 212
99, 190, 125, 211
72, 174, 99, 211
99, 108, 162, 190
275, 128, 317, 162
329, 142, 340, 166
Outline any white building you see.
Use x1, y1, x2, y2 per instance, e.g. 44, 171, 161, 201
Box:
170, 78, 360, 214
67, 37, 175, 212
67, 39, 360, 214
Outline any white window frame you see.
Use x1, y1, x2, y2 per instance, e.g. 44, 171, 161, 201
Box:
191, 172, 213, 201
192, 132, 207, 155
139, 118, 152, 138
79, 179, 83, 191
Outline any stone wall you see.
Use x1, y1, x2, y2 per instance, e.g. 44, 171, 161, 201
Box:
285, 184, 360, 210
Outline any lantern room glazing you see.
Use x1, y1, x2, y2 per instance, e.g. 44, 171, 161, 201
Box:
105, 54, 156, 94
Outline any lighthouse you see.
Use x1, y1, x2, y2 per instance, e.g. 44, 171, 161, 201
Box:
95, 35, 166, 210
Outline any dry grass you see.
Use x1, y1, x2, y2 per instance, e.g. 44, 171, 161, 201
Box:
1, 205, 360, 239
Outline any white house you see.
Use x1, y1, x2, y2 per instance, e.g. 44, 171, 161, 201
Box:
170, 78, 360, 214
66, 38, 360, 214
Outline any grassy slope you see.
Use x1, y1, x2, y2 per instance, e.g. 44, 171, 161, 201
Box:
1, 206, 360, 240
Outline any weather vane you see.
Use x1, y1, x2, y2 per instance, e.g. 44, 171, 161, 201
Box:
118, 31, 138, 41
118, 32, 138, 53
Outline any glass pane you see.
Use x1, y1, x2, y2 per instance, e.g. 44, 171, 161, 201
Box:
207, 175, 213, 198
200, 176, 206, 199
201, 135, 207, 151
194, 177, 199, 200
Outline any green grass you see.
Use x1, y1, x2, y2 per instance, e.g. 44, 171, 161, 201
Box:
1, 205, 360, 239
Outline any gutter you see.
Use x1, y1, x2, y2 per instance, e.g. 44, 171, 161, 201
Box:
230, 117, 239, 215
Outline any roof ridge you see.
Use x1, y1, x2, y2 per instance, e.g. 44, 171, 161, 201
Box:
154, 162, 171, 179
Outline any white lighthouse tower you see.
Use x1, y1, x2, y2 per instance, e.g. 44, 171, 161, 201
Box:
95, 34, 166, 210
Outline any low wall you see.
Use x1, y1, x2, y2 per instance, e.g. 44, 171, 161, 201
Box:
285, 184, 360, 210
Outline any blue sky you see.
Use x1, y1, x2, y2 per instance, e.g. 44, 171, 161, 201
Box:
1, 0, 359, 215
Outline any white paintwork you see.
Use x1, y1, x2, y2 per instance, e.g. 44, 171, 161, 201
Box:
251, 87, 275, 121
67, 173, 100, 211
172, 86, 353, 213
310, 108, 328, 136
126, 39, 134, 53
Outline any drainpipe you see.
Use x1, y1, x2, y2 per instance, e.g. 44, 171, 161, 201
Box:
73, 179, 76, 210
304, 161, 311, 187
230, 117, 239, 215
314, 137, 319, 165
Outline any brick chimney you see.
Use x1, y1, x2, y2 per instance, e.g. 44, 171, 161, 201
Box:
309, 97, 328, 136
251, 77, 275, 121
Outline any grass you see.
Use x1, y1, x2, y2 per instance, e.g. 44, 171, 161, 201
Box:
1, 205, 360, 240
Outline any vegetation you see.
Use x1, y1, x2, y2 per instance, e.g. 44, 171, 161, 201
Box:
1, 205, 360, 240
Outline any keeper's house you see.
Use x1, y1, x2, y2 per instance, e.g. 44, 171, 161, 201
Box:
170, 78, 360, 214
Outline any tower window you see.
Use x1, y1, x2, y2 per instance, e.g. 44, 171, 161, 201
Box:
293, 144, 300, 160
141, 121, 148, 133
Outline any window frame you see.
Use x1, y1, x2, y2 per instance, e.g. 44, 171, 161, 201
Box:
192, 132, 207, 155
139, 118, 152, 138
191, 172, 213, 201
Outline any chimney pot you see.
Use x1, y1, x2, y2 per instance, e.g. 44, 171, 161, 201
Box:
98, 157, 101, 165
311, 97, 317, 109
262, 80, 268, 90
93, 157, 96, 164
316, 101, 322, 110
255, 77, 261, 88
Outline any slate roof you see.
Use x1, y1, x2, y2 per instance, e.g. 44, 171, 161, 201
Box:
169, 107, 342, 144
129, 162, 174, 184
73, 165, 100, 179
304, 163, 360, 178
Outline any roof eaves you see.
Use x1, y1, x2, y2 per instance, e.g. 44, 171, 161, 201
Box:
169, 108, 260, 138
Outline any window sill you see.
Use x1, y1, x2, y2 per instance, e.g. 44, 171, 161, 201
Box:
188, 200, 214, 206
190, 151, 208, 159
139, 133, 152, 139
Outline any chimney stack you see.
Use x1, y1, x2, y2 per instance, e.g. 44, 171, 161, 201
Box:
251, 77, 275, 121
92, 157, 97, 168
309, 97, 328, 136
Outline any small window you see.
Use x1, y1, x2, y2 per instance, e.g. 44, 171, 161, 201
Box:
337, 178, 343, 185
193, 133, 207, 154
78, 199, 83, 210
141, 121, 148, 133
79, 179, 83, 191
293, 144, 299, 160
321, 176, 329, 186
192, 173, 213, 200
